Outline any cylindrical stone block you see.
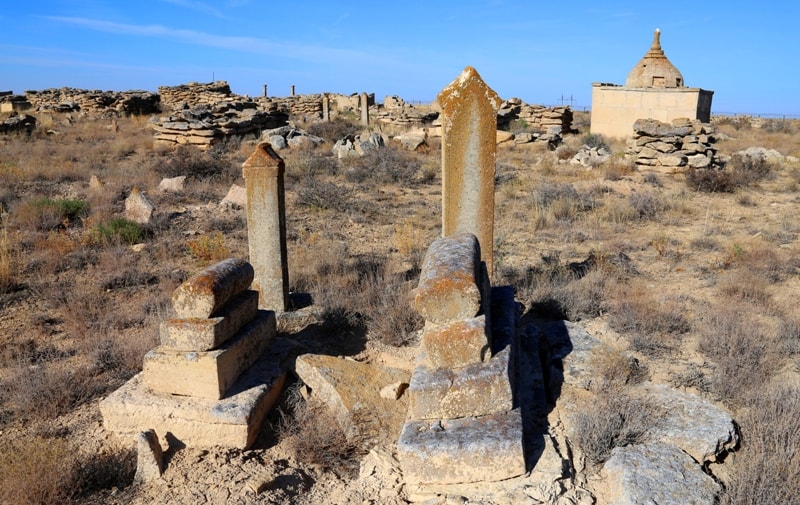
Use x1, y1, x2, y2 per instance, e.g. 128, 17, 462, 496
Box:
414, 233, 482, 325
172, 258, 254, 319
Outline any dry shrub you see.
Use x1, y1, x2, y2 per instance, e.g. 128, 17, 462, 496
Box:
6, 361, 97, 420
719, 384, 800, 505
278, 389, 364, 477
0, 206, 17, 293
187, 231, 230, 263
305, 117, 360, 144
628, 191, 671, 220
283, 149, 339, 181
342, 143, 421, 185
0, 435, 78, 504
736, 244, 789, 283
572, 392, 657, 467
687, 152, 774, 193
295, 178, 353, 212
717, 269, 772, 307
697, 302, 775, 405
14, 197, 89, 231
608, 284, 690, 356
586, 346, 647, 392
148, 144, 239, 182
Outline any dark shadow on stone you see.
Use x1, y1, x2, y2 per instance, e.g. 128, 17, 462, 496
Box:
162, 432, 186, 468
288, 291, 313, 310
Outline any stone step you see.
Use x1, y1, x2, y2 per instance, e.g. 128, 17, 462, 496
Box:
100, 349, 286, 449
159, 290, 259, 351
396, 409, 526, 485
420, 315, 490, 369
143, 310, 275, 399
408, 345, 513, 420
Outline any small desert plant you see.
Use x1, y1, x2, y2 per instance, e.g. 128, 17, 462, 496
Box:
586, 346, 647, 392
187, 231, 230, 263
608, 285, 691, 356
629, 191, 671, 220
687, 152, 774, 192
278, 388, 365, 477
342, 143, 421, 185
719, 384, 800, 505
87, 217, 145, 245
149, 144, 239, 182
581, 132, 610, 151
0, 435, 78, 505
15, 197, 90, 231
572, 393, 656, 466
306, 117, 360, 143
295, 178, 353, 212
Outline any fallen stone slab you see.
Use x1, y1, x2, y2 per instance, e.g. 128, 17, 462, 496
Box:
171, 258, 254, 319
101, 350, 286, 449
294, 354, 411, 442
598, 442, 720, 505
143, 310, 275, 399
397, 408, 526, 485
632, 382, 738, 464
159, 290, 259, 351
407, 345, 513, 420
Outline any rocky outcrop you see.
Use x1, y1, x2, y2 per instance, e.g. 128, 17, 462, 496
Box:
625, 117, 721, 171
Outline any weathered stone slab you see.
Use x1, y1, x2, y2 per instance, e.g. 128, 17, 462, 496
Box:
100, 351, 286, 449
407, 346, 513, 420
294, 354, 410, 442
439, 66, 501, 275
414, 233, 482, 325
598, 442, 720, 505
171, 258, 255, 319
633, 118, 693, 137
397, 409, 526, 485
124, 186, 154, 225
632, 383, 738, 464
143, 310, 275, 399
421, 315, 490, 369
159, 290, 259, 351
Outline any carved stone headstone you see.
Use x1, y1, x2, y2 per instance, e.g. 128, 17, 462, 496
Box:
242, 143, 289, 312
438, 66, 501, 276
360, 92, 370, 127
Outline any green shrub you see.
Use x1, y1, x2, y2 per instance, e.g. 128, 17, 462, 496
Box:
90, 218, 145, 245
15, 197, 90, 230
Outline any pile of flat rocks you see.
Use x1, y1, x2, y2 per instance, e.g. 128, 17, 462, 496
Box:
625, 117, 721, 171
0, 113, 36, 135
23, 87, 159, 115
149, 101, 289, 149
497, 98, 573, 134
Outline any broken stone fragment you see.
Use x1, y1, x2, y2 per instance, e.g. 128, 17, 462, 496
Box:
171, 258, 254, 319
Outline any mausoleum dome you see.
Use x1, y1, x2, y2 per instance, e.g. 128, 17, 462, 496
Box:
625, 29, 684, 88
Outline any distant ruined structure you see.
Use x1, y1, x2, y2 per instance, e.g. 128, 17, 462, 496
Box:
591, 29, 714, 139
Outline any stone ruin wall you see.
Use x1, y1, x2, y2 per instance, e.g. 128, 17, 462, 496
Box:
14, 87, 160, 115
625, 117, 720, 171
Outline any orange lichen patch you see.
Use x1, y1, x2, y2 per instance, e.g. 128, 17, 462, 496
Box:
242, 142, 284, 179
171, 258, 254, 319
422, 315, 490, 369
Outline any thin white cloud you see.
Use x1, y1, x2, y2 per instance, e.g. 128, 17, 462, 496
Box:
46, 16, 368, 63
160, 0, 225, 19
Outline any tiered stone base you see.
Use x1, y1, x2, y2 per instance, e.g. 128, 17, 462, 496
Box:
100, 351, 285, 449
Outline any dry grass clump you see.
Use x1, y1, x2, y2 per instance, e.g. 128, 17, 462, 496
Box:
305, 117, 360, 144
607, 283, 691, 356
585, 346, 648, 392
294, 178, 354, 213
686, 152, 774, 193
277, 388, 365, 478
572, 392, 657, 467
719, 384, 800, 505
0, 206, 17, 293
697, 301, 776, 405
0, 434, 135, 505
342, 143, 422, 185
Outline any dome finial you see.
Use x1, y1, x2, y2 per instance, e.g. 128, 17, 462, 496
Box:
652, 28, 661, 50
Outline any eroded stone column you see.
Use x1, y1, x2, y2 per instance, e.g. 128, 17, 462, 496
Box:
242, 143, 289, 311
322, 94, 330, 121
438, 66, 501, 276
290, 85, 295, 96
360, 92, 369, 126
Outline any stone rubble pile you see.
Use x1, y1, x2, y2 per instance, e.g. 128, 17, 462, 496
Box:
497, 98, 573, 134
158, 81, 234, 111
625, 117, 720, 170
149, 101, 289, 149
397, 233, 526, 488
23, 87, 160, 115
0, 113, 36, 135
101, 258, 286, 449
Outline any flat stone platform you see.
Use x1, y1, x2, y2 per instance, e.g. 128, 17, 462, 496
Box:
100, 350, 286, 449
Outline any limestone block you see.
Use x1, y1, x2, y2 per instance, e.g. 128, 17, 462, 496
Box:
415, 233, 482, 325
171, 258, 255, 319
133, 430, 163, 484
407, 346, 513, 420
396, 409, 526, 485
632, 383, 738, 464
657, 154, 686, 167
100, 351, 286, 449
598, 443, 720, 505
294, 354, 410, 442
159, 290, 259, 351
124, 186, 154, 225
143, 310, 275, 399
421, 316, 490, 369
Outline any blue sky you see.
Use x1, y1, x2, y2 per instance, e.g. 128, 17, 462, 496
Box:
1, 1, 797, 115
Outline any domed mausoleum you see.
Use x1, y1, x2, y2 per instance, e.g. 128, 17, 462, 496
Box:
590, 29, 713, 138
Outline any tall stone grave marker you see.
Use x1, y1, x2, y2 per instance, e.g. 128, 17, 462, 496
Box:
243, 143, 289, 312
438, 66, 501, 276
360, 92, 370, 126
322, 94, 330, 121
